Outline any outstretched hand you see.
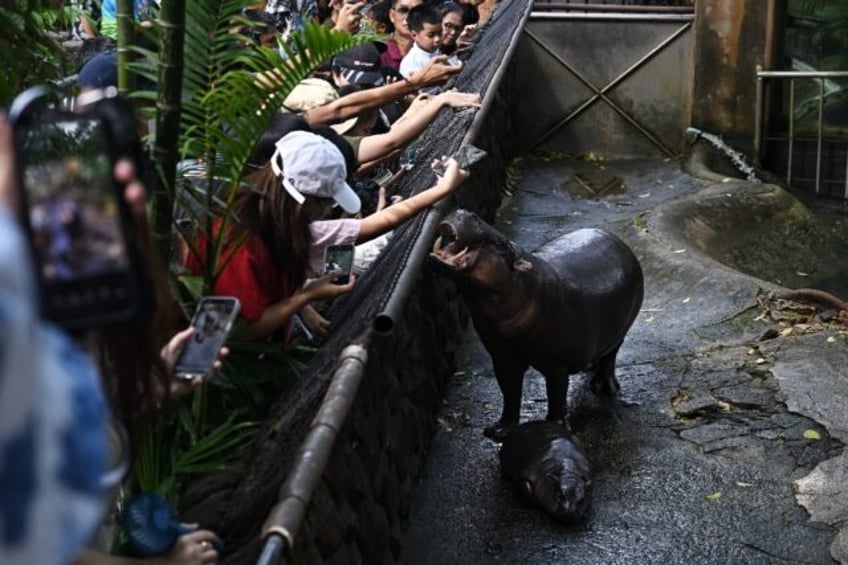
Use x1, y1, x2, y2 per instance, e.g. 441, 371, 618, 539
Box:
432, 157, 471, 186
409, 55, 462, 88
437, 90, 481, 109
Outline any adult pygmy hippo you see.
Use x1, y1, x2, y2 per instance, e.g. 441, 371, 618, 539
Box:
500, 421, 591, 523
429, 209, 644, 440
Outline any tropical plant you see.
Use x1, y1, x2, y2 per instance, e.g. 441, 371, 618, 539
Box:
118, 0, 375, 505
0, 1, 72, 106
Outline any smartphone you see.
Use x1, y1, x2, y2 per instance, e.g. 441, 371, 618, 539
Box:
431, 144, 488, 177
174, 296, 241, 380
10, 86, 147, 331
323, 244, 355, 285
446, 54, 462, 66
373, 169, 394, 187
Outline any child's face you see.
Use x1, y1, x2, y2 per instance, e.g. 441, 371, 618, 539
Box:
412, 22, 442, 53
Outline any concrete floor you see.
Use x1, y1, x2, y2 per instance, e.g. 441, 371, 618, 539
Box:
401, 153, 848, 564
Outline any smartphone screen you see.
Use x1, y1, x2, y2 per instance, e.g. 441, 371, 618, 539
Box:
324, 244, 355, 285
174, 297, 241, 379
19, 115, 129, 283
13, 100, 143, 331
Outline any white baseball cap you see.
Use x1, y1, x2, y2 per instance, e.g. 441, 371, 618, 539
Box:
270, 131, 361, 214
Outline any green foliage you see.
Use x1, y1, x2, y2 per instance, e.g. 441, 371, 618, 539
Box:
131, 406, 259, 498
0, 2, 70, 106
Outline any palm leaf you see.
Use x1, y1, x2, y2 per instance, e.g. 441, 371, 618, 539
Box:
170, 415, 258, 475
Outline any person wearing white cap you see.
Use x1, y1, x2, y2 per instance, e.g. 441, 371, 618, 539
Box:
184, 129, 470, 342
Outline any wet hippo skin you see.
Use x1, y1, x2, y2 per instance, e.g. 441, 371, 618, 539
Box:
500, 420, 591, 523
429, 209, 644, 441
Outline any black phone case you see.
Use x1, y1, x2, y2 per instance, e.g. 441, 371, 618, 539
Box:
9, 86, 151, 331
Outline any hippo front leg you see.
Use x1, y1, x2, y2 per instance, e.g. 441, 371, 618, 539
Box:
541, 366, 570, 428
484, 354, 528, 442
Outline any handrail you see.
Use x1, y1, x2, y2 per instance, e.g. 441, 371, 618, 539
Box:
372, 0, 533, 335
529, 12, 693, 21
754, 65, 848, 198
257, 344, 369, 565
531, 3, 693, 13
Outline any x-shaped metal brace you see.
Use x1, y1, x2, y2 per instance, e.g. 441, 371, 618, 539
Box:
525, 20, 692, 156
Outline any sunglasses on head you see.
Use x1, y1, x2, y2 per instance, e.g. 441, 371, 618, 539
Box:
393, 4, 412, 13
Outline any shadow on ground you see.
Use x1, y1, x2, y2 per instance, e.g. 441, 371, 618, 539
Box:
401, 145, 848, 564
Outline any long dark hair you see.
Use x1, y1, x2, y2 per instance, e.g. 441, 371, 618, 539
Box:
96, 205, 173, 456
230, 165, 330, 293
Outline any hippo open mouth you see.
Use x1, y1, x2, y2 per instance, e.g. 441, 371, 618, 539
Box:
431, 221, 478, 271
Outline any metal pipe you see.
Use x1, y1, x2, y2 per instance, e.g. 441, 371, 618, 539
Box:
373, 212, 441, 334
257, 344, 369, 565
531, 3, 693, 13
754, 65, 763, 165
816, 78, 824, 194
257, 535, 287, 565
788, 79, 795, 187
756, 70, 848, 79
372, 0, 533, 334
530, 12, 693, 22
844, 138, 848, 200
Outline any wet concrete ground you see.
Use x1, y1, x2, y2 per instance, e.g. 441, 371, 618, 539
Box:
401, 154, 848, 564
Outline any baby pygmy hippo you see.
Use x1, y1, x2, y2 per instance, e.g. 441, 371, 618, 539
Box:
499, 420, 592, 523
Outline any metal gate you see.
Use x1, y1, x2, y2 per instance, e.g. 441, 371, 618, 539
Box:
513, 2, 694, 158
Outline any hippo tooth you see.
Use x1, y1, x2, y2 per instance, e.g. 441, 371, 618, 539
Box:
451, 247, 470, 265
433, 236, 443, 254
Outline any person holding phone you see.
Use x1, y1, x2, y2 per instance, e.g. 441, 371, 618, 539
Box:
0, 110, 222, 564
185, 130, 469, 342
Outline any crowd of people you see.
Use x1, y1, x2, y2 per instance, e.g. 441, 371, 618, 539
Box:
3, 0, 493, 563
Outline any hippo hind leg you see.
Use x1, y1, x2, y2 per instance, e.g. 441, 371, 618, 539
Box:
589, 342, 621, 396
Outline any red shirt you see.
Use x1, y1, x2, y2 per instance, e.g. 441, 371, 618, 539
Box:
380, 39, 404, 72
184, 221, 293, 339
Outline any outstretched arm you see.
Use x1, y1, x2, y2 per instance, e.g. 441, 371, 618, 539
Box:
244, 272, 355, 340
355, 90, 480, 164
302, 56, 462, 126
357, 159, 469, 243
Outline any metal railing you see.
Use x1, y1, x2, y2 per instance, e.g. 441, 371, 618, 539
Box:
755, 66, 848, 198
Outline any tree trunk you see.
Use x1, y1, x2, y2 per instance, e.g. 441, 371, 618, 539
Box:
150, 0, 187, 265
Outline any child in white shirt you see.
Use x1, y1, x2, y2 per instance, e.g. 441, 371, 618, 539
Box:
399, 4, 443, 81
